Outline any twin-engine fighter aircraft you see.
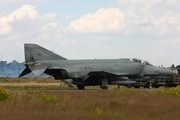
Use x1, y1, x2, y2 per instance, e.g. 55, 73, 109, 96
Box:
19, 44, 176, 89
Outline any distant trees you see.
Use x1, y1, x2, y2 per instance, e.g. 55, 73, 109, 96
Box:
0, 60, 48, 77
0, 60, 25, 77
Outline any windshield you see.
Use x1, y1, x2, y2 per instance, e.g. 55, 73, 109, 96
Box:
142, 61, 153, 66
130, 58, 153, 66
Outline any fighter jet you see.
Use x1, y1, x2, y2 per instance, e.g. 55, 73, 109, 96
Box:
19, 44, 176, 89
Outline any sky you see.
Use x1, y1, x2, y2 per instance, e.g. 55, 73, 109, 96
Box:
0, 0, 180, 67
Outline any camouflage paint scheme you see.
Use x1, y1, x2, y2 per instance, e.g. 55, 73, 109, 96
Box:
19, 44, 177, 89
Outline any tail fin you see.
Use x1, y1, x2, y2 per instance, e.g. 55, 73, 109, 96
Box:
19, 44, 67, 77
25, 44, 67, 63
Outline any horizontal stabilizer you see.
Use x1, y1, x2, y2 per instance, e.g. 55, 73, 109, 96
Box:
29, 64, 49, 76
19, 67, 31, 77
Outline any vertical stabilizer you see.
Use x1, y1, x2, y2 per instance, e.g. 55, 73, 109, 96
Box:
19, 44, 67, 77
25, 45, 35, 63
25, 44, 67, 63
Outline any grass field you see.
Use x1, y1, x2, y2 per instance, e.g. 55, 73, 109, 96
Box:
0, 77, 180, 120
0, 77, 68, 90
0, 77, 59, 83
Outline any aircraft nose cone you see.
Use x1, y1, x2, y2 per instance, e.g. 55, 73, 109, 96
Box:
167, 69, 177, 75
171, 69, 178, 75
159, 67, 176, 76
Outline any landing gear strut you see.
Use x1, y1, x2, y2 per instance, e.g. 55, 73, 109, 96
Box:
100, 78, 108, 89
145, 80, 152, 89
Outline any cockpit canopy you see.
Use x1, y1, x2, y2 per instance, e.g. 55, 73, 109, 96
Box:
131, 58, 153, 66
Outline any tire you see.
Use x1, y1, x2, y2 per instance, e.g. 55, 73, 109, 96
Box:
127, 85, 132, 88
146, 82, 152, 89
165, 82, 170, 87
77, 85, 85, 90
134, 86, 140, 88
100, 86, 108, 89
153, 85, 159, 88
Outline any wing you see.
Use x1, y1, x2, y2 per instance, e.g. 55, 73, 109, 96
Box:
80, 71, 136, 85
87, 71, 129, 77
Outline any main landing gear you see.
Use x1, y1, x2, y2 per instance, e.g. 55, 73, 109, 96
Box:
100, 78, 108, 89
77, 85, 85, 90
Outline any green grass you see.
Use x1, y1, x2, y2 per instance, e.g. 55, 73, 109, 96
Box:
0, 77, 59, 83
0, 77, 70, 90
0, 77, 180, 120
0, 88, 180, 120
2, 85, 69, 90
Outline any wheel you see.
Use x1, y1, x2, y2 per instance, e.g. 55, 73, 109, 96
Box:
77, 85, 85, 90
153, 85, 159, 88
148, 83, 152, 89
100, 86, 108, 89
165, 82, 170, 87
145, 82, 152, 89
126, 85, 132, 88
134, 86, 140, 88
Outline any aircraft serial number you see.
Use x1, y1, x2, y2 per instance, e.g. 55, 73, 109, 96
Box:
79, 66, 93, 70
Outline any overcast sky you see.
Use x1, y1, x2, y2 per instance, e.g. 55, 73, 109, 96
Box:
0, 0, 180, 67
